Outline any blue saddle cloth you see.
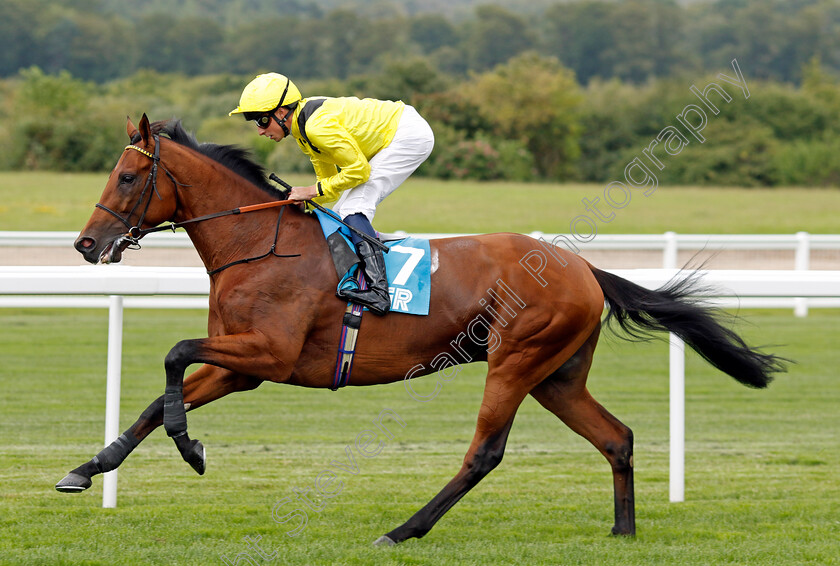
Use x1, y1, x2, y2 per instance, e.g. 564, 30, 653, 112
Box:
313, 209, 431, 316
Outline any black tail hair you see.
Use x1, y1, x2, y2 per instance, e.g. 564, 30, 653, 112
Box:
589, 266, 787, 388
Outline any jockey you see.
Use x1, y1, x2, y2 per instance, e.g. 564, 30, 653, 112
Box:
230, 73, 434, 315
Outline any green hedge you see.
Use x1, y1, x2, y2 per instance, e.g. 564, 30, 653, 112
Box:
3, 61, 840, 187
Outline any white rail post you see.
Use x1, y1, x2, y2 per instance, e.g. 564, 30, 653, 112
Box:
669, 333, 686, 502
795, 232, 810, 317
663, 231, 678, 270
663, 231, 686, 501
102, 295, 124, 508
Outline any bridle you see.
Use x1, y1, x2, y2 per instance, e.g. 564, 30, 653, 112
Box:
95, 136, 169, 249
95, 134, 300, 274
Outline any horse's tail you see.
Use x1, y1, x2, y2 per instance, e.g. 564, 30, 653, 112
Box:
588, 265, 787, 388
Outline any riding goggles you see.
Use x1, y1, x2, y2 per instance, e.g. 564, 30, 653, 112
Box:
245, 102, 296, 137
245, 112, 275, 129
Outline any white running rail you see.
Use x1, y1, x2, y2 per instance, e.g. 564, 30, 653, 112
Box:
5, 230, 838, 315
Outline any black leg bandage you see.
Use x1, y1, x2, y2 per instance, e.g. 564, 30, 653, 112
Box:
92, 432, 139, 474
163, 385, 188, 438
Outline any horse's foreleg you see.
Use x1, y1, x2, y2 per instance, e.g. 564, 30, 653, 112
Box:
375, 375, 526, 546
55, 366, 259, 492
529, 326, 636, 536
163, 339, 208, 474
160, 333, 284, 473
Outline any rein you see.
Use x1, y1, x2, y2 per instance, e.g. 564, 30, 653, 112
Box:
97, 136, 301, 274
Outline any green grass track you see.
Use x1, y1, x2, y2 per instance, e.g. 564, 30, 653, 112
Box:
0, 307, 837, 565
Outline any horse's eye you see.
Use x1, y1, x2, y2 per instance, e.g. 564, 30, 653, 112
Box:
120, 174, 136, 185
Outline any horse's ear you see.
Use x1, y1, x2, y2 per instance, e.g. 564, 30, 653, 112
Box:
138, 113, 152, 144
126, 116, 138, 140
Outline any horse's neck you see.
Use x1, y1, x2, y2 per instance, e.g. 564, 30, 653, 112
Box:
168, 155, 314, 273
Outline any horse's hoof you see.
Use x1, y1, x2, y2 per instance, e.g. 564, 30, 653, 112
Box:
372, 535, 396, 547
185, 439, 206, 475
55, 472, 92, 493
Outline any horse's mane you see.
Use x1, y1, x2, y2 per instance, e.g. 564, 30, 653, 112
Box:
139, 119, 288, 200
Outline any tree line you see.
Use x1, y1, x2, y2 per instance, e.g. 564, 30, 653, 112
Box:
2, 0, 840, 85
2, 0, 840, 186
3, 54, 840, 187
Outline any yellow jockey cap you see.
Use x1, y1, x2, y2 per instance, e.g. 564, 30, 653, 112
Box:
229, 73, 302, 116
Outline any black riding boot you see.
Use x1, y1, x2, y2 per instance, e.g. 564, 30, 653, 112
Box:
338, 241, 391, 315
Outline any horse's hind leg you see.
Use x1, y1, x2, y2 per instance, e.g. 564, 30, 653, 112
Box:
529, 324, 636, 535
55, 366, 259, 492
375, 364, 530, 546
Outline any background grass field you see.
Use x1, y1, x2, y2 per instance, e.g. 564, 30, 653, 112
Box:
2, 171, 840, 234
1, 172, 839, 565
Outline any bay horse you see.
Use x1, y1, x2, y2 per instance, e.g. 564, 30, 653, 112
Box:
59, 114, 785, 545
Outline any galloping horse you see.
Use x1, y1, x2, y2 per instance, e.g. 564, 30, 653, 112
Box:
59, 115, 785, 545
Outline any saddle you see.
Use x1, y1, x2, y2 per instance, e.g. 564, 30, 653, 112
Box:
312, 209, 432, 390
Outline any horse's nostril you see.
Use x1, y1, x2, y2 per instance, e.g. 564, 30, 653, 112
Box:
75, 237, 95, 251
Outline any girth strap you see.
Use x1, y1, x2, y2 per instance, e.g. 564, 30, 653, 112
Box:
331, 276, 368, 391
